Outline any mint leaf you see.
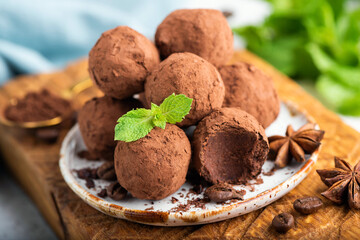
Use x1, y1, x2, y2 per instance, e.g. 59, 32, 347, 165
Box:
114, 94, 193, 142
234, 0, 360, 116
114, 109, 154, 142
150, 103, 167, 129
160, 93, 193, 124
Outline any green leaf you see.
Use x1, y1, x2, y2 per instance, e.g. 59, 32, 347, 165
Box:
114, 94, 193, 142
160, 93, 193, 124
233, 0, 360, 116
338, 94, 360, 116
150, 102, 167, 129
306, 43, 335, 71
114, 109, 154, 142
308, 43, 360, 90
315, 74, 355, 108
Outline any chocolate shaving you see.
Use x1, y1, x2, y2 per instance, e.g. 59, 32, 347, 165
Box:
85, 179, 95, 189
97, 161, 117, 181
106, 182, 127, 201
263, 167, 277, 176
145, 206, 154, 211
76, 168, 98, 180
97, 189, 107, 198
169, 197, 210, 212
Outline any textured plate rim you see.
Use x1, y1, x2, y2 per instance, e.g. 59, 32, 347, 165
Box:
59, 100, 319, 226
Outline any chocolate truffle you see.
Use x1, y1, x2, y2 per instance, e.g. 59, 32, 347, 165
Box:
144, 52, 225, 126
89, 26, 160, 99
218, 62, 280, 128
115, 124, 191, 200
192, 108, 269, 184
155, 9, 233, 67
78, 96, 142, 160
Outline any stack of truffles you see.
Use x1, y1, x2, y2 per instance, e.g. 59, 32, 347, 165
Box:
78, 9, 280, 200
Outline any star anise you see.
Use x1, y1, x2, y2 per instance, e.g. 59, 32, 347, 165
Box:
317, 157, 360, 209
268, 123, 325, 168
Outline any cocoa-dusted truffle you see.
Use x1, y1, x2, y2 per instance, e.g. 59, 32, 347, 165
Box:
89, 26, 160, 99
155, 9, 233, 67
144, 52, 225, 126
78, 96, 142, 160
218, 62, 280, 128
192, 108, 269, 184
115, 124, 191, 200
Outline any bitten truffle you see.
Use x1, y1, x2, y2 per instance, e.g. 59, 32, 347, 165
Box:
155, 9, 233, 67
114, 124, 191, 200
78, 96, 142, 161
144, 52, 225, 126
218, 62, 280, 128
89, 26, 160, 99
192, 108, 269, 184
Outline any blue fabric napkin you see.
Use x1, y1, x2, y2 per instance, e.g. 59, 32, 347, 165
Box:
0, 0, 188, 83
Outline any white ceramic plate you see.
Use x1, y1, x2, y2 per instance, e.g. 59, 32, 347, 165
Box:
59, 101, 319, 226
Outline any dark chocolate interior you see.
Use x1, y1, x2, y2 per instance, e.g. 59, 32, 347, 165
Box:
203, 129, 257, 183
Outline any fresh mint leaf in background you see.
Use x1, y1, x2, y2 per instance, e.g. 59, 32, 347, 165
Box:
114, 94, 193, 142
234, 0, 360, 116
338, 94, 360, 116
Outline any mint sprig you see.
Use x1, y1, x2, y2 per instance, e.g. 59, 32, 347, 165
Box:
114, 94, 193, 142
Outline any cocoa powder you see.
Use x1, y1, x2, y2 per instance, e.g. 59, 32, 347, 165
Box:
4, 89, 72, 122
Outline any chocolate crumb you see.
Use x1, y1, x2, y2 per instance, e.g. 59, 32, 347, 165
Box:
171, 197, 179, 204
97, 161, 116, 180
169, 197, 210, 212
145, 206, 154, 211
76, 168, 98, 180
263, 167, 276, 176
255, 176, 264, 185
85, 179, 95, 189
106, 182, 127, 201
97, 189, 107, 198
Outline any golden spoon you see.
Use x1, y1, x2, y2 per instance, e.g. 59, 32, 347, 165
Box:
0, 78, 93, 129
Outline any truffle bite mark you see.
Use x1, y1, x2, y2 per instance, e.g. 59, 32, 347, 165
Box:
192, 108, 269, 184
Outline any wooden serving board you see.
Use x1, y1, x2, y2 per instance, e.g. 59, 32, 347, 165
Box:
1, 51, 360, 240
